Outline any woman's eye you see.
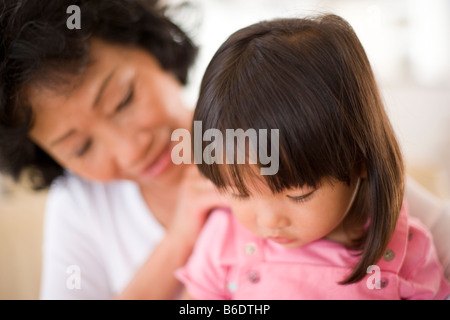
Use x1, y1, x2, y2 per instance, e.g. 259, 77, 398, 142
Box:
115, 84, 134, 113
76, 139, 92, 157
287, 191, 315, 203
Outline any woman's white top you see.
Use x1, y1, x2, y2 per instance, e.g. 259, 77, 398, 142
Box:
39, 172, 165, 300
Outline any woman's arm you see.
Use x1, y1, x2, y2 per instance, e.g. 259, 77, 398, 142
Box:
114, 233, 193, 300
178, 288, 195, 300
115, 166, 229, 299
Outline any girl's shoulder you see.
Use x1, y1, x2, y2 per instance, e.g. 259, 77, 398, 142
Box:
397, 202, 450, 299
196, 208, 247, 264
400, 201, 442, 276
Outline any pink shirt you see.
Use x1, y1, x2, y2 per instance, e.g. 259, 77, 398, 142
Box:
176, 202, 450, 299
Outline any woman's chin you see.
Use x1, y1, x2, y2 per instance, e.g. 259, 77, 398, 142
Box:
137, 156, 186, 187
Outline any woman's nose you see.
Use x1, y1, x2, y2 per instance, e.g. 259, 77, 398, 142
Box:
257, 210, 290, 230
101, 124, 153, 170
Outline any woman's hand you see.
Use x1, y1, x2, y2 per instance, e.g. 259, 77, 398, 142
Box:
167, 165, 229, 248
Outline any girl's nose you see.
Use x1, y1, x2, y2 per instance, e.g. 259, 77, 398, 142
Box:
257, 210, 290, 231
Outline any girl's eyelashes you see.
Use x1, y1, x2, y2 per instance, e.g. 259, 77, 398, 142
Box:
229, 190, 316, 203
287, 190, 315, 204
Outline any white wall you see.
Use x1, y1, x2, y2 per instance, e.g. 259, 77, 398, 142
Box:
170, 0, 450, 198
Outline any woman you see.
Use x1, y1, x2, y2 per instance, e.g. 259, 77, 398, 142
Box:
0, 0, 226, 299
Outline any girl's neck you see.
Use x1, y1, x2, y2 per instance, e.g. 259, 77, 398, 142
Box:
324, 222, 365, 247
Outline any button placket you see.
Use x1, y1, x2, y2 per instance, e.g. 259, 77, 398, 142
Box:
241, 240, 263, 286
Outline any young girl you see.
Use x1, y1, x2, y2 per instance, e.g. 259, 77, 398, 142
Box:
176, 14, 450, 299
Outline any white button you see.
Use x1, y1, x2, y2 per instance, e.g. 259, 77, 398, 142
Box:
245, 242, 257, 256
227, 282, 238, 292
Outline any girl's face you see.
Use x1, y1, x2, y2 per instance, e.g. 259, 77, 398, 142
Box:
225, 177, 361, 248
27, 38, 192, 187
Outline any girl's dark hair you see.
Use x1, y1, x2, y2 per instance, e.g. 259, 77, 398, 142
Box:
0, 0, 197, 190
193, 14, 404, 284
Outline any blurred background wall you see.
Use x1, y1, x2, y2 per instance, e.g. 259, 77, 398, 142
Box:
180, 0, 450, 199
1, 0, 449, 299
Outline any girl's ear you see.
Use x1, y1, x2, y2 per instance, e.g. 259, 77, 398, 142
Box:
354, 163, 367, 179
359, 163, 368, 179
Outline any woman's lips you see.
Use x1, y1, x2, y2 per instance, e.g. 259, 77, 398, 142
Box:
140, 142, 173, 178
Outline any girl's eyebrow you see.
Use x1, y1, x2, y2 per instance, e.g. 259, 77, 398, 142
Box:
231, 192, 249, 198
227, 188, 251, 198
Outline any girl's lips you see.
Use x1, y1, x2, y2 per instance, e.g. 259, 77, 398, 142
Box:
267, 237, 296, 245
140, 142, 173, 178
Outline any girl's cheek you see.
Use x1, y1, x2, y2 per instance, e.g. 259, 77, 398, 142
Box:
230, 202, 253, 220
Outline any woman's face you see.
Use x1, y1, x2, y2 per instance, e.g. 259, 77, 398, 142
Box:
28, 39, 192, 186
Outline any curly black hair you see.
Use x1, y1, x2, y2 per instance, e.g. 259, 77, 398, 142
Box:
0, 0, 198, 190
